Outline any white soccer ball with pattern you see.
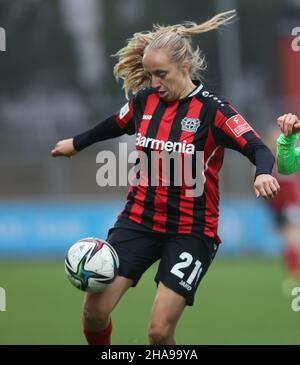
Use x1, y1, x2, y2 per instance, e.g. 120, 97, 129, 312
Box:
64, 237, 119, 293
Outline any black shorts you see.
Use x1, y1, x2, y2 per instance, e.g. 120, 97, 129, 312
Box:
106, 222, 219, 306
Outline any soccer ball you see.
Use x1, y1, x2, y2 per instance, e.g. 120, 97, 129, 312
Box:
64, 237, 119, 293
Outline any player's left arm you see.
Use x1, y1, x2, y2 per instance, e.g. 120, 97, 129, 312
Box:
276, 114, 300, 175
276, 134, 300, 175
211, 102, 280, 200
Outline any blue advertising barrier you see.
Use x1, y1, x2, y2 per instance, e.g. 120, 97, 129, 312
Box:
219, 199, 282, 256
0, 199, 282, 257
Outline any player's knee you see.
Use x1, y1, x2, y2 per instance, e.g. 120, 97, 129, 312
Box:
148, 321, 173, 344
83, 305, 110, 329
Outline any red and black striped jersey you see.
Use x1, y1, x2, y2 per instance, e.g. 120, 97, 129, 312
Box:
74, 82, 274, 243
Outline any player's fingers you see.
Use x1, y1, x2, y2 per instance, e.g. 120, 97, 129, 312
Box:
272, 178, 280, 192
284, 113, 294, 136
290, 115, 299, 134
261, 183, 274, 200
294, 121, 300, 128
270, 182, 280, 198
255, 179, 275, 200
277, 114, 286, 127
287, 114, 296, 135
268, 181, 280, 198
52, 149, 71, 158
279, 115, 288, 133
51, 148, 61, 157
292, 117, 300, 134
51, 144, 68, 157
254, 186, 260, 198
257, 186, 268, 199
266, 177, 280, 199
282, 115, 288, 135
281, 114, 288, 135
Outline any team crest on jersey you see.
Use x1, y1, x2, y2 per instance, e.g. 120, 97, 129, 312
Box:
181, 117, 201, 133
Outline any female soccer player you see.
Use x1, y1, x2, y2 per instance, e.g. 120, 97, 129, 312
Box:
277, 113, 300, 174
51, 10, 280, 345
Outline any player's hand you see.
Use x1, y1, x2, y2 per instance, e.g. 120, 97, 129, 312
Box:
51, 138, 77, 158
254, 174, 280, 200
277, 113, 300, 136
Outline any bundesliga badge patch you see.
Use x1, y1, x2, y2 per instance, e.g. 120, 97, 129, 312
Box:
181, 117, 201, 133
225, 114, 252, 138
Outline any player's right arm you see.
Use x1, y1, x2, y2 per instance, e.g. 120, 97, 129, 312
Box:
277, 114, 300, 175
51, 101, 135, 158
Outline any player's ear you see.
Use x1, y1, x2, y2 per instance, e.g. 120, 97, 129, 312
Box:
181, 59, 191, 76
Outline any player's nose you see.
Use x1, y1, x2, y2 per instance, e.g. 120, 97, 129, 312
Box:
151, 76, 161, 89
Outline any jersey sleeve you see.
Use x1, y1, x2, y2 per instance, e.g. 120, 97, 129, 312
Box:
73, 100, 136, 151
277, 133, 300, 175
210, 101, 275, 177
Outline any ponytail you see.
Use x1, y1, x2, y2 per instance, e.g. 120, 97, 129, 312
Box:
113, 10, 237, 98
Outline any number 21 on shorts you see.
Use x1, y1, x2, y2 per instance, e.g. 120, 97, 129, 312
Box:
170, 252, 202, 287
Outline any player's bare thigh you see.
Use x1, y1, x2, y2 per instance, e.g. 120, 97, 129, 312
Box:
83, 275, 133, 328
148, 282, 186, 344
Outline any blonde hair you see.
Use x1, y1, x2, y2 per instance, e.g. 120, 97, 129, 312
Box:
113, 10, 237, 98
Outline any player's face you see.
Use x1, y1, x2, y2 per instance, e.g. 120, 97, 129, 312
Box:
142, 49, 191, 102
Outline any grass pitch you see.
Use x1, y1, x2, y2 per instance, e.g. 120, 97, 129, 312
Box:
0, 257, 299, 344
